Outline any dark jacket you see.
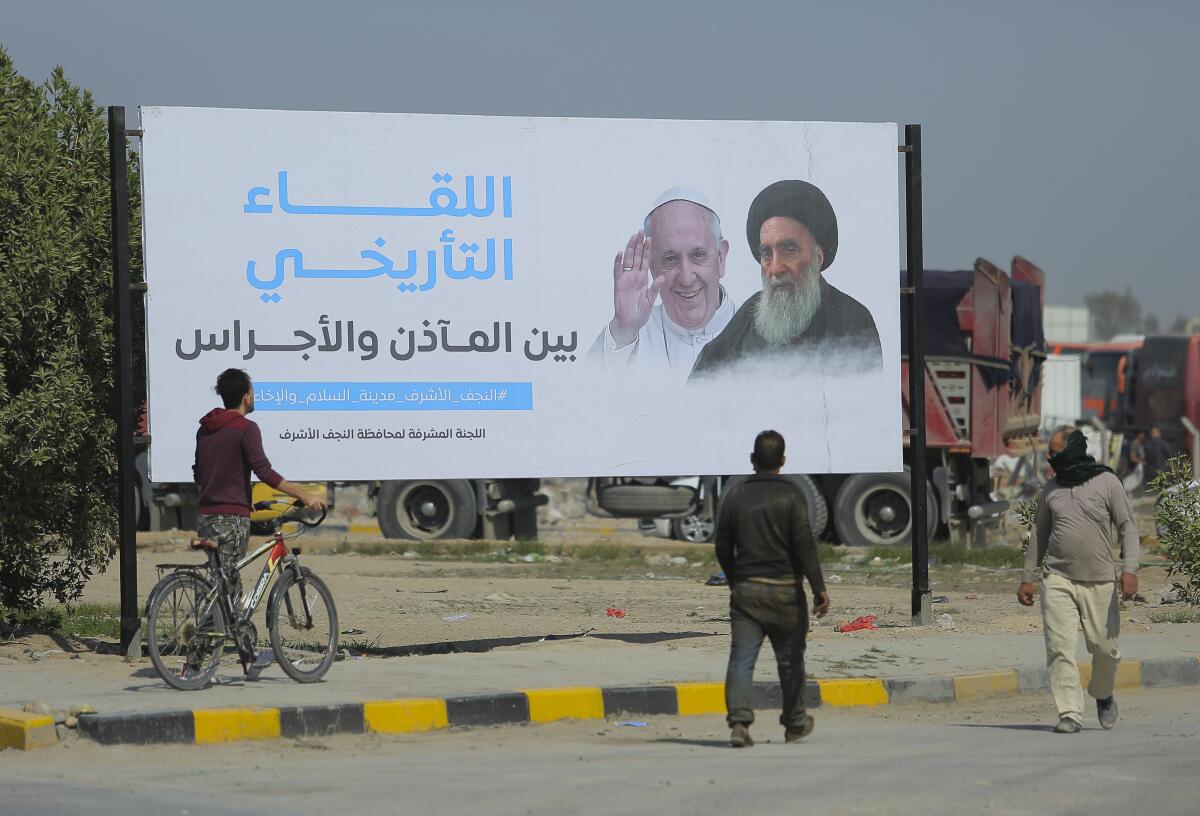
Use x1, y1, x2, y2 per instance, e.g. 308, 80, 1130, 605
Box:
1144, 437, 1173, 484
690, 280, 881, 379
193, 408, 283, 516
715, 475, 825, 593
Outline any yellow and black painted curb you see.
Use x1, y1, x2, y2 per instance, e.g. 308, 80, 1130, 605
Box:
0, 709, 58, 751
3, 655, 1197, 750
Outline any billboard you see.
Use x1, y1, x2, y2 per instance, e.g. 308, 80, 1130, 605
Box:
141, 107, 902, 481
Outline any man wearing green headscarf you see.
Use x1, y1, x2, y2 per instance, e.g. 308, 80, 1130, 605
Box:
1017, 426, 1139, 734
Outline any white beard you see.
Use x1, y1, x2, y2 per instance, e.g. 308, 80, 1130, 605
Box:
752, 257, 823, 345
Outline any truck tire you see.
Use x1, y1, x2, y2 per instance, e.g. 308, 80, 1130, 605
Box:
376, 480, 477, 540
722, 475, 828, 539
832, 469, 938, 549
597, 484, 698, 517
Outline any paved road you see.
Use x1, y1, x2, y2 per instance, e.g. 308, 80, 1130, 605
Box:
4, 687, 1200, 816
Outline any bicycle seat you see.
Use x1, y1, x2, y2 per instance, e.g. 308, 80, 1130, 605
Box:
189, 538, 219, 551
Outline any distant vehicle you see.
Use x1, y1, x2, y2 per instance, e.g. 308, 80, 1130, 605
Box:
632, 477, 714, 543
1049, 334, 1200, 467
588, 257, 1048, 548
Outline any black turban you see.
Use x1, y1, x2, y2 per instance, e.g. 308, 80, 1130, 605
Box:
745, 180, 838, 270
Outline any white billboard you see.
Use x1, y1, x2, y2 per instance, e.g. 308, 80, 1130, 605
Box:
141, 107, 902, 481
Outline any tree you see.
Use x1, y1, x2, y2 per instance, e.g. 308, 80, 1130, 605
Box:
1151, 457, 1200, 605
0, 49, 142, 610
1083, 289, 1143, 341
1144, 313, 1160, 335
1170, 313, 1190, 335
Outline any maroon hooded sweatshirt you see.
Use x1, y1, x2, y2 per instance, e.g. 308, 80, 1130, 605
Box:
193, 408, 284, 516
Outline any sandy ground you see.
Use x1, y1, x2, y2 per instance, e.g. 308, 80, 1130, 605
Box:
4, 489, 1177, 677
3, 540, 1176, 662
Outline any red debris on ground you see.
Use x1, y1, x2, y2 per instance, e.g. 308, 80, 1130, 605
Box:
837, 614, 879, 633
605, 607, 627, 618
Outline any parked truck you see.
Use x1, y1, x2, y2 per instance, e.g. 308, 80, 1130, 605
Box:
1050, 334, 1200, 469
586, 257, 1048, 548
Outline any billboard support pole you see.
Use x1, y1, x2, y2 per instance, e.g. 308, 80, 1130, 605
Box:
108, 106, 139, 653
903, 124, 931, 626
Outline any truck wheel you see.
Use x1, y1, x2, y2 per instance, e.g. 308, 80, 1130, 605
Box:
722, 475, 828, 539
376, 480, 477, 540
833, 470, 938, 549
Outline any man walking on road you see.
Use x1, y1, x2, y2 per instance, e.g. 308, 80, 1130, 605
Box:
716, 430, 830, 747
194, 369, 326, 616
1018, 425, 1139, 734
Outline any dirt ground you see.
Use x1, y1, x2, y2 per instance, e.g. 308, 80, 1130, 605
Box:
3, 487, 1175, 673
6, 532, 1173, 658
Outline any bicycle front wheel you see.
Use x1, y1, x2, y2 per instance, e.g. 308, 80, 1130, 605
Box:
146, 571, 227, 691
267, 567, 338, 683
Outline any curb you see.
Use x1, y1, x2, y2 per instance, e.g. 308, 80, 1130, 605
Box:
0, 709, 57, 751
6, 655, 1199, 750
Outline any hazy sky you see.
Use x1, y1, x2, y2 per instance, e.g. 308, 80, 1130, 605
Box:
5, 0, 1197, 321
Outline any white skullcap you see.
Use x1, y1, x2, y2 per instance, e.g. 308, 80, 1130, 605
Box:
648, 186, 715, 217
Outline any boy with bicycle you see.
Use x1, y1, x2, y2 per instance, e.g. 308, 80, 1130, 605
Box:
194, 369, 325, 650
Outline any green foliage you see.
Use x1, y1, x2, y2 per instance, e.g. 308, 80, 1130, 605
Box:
508, 540, 546, 557
1151, 456, 1200, 605
569, 542, 632, 561
816, 542, 839, 563
1013, 498, 1038, 532
0, 603, 64, 635
863, 543, 1025, 569
0, 48, 143, 609
1148, 609, 1200, 625
1, 601, 121, 638
1012, 497, 1043, 571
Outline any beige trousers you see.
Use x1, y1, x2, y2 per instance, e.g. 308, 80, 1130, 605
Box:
1040, 572, 1121, 724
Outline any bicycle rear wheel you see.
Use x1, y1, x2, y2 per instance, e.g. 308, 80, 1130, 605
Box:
146, 571, 227, 691
267, 567, 338, 683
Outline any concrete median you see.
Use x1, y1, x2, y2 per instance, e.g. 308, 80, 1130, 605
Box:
3, 654, 1182, 750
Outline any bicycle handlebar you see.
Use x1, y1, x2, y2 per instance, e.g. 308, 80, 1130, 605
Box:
284, 499, 328, 528
252, 499, 327, 529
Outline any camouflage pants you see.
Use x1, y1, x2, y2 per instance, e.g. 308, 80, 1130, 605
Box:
197, 514, 251, 605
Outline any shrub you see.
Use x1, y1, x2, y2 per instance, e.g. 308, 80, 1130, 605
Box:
1151, 456, 1200, 605
0, 49, 142, 609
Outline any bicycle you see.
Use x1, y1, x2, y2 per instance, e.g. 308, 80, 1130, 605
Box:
145, 499, 339, 690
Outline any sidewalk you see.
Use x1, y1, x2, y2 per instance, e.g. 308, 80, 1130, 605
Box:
4, 624, 1200, 748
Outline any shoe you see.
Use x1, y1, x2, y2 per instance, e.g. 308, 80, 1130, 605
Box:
1053, 717, 1081, 734
785, 715, 815, 743
729, 723, 754, 748
1097, 696, 1118, 730
243, 650, 274, 681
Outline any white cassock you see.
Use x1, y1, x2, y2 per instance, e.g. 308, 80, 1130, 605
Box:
588, 286, 737, 382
